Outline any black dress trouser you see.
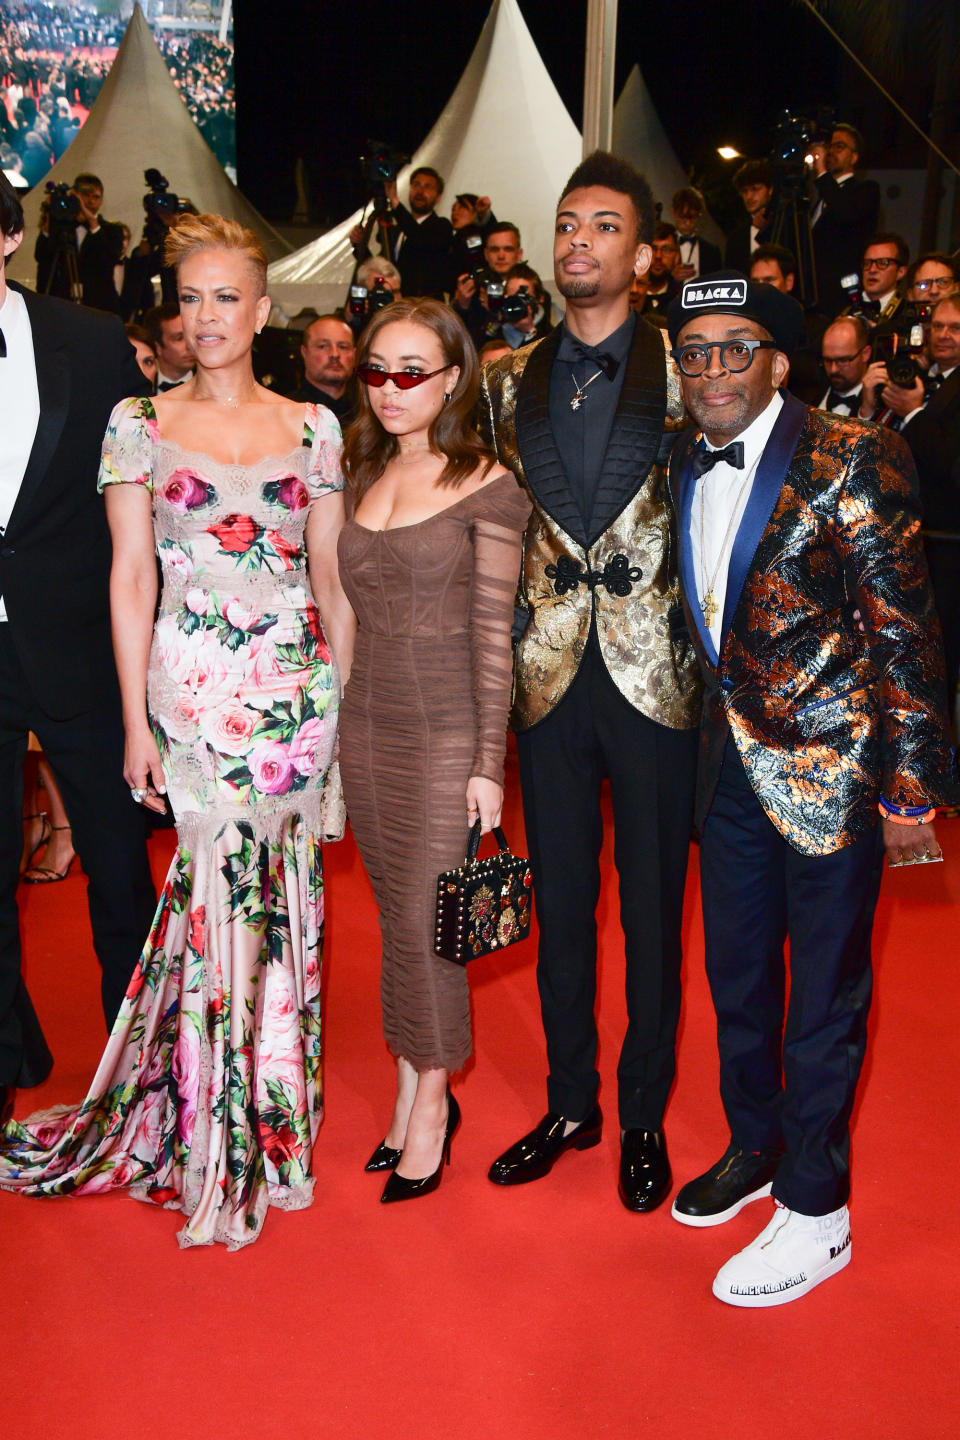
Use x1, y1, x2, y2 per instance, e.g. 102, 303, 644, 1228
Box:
0, 626, 156, 1086
699, 736, 884, 1215
516, 644, 698, 1129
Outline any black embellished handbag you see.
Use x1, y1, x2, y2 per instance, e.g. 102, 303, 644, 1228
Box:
434, 822, 533, 964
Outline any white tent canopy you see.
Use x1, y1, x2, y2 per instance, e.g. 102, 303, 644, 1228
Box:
7, 3, 288, 286
267, 0, 581, 316
612, 63, 723, 245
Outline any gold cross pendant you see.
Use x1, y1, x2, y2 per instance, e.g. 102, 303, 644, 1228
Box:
701, 590, 719, 626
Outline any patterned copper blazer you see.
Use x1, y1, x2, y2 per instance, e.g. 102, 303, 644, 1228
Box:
479, 321, 701, 732
669, 392, 954, 856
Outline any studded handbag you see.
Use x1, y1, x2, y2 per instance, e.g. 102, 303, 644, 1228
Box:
434, 822, 533, 964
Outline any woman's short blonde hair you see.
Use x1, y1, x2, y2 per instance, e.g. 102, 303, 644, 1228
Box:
163, 212, 269, 296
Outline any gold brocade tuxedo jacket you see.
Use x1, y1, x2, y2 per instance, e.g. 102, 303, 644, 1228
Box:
669, 394, 955, 857
479, 321, 701, 733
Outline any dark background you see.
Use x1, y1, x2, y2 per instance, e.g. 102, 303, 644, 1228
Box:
233, 0, 929, 229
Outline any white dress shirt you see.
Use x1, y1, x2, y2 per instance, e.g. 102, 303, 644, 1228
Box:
0, 286, 41, 621
690, 392, 784, 654
678, 236, 701, 275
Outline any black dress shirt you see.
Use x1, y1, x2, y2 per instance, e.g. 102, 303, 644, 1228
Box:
549, 311, 635, 530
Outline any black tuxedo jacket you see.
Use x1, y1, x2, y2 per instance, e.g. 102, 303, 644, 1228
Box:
900, 370, 960, 532
391, 204, 453, 299
1, 283, 148, 717
724, 219, 773, 275
812, 173, 881, 316
679, 236, 722, 277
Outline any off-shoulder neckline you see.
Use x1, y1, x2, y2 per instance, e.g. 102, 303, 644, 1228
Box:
349, 471, 520, 535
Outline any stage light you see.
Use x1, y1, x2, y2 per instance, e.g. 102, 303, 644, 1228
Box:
717, 146, 742, 161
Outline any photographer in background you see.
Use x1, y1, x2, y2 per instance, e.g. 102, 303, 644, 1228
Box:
35, 172, 124, 313
817, 316, 872, 414
671, 186, 721, 281
841, 233, 909, 324
906, 252, 958, 308
344, 256, 401, 333
144, 302, 194, 390
377, 166, 452, 300
120, 170, 194, 320
808, 124, 880, 316
448, 190, 497, 293
452, 221, 524, 347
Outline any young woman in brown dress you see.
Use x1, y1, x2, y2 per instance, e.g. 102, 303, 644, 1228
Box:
338, 299, 530, 1202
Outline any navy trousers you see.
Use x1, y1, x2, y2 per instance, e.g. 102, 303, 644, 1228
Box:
699, 736, 884, 1215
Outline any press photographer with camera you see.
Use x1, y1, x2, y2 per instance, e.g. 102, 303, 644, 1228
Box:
906, 252, 958, 308
344, 256, 401, 333
841, 233, 909, 324
451, 221, 525, 348
35, 172, 124, 314
289, 313, 357, 423
120, 169, 192, 320
808, 124, 880, 316
349, 165, 452, 302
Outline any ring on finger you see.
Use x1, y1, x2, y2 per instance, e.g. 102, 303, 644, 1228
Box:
130, 787, 147, 804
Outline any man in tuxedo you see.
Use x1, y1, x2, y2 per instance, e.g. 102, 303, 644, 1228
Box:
816, 315, 871, 414
36, 172, 125, 314
642, 221, 682, 317
671, 186, 722, 282
810, 125, 881, 317
144, 303, 194, 390
847, 233, 909, 323
382, 167, 452, 300
725, 161, 775, 274
0, 174, 156, 1124
665, 273, 952, 1306
480, 151, 701, 1212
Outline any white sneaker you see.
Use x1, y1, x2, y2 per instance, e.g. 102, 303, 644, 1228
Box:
712, 1202, 852, 1308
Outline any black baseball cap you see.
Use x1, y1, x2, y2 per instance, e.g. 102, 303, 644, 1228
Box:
667, 270, 805, 355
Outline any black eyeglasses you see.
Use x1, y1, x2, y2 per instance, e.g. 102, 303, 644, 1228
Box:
356, 363, 453, 390
670, 339, 777, 377
862, 257, 898, 271
914, 277, 955, 294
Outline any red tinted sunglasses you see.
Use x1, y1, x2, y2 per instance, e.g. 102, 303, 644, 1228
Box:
356, 363, 454, 390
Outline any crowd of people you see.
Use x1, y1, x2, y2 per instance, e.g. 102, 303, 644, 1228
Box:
0, 2, 235, 185
0, 112, 956, 1310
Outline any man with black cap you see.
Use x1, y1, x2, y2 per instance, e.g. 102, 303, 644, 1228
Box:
666, 271, 952, 1306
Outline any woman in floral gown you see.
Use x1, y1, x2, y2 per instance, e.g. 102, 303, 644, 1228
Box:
0, 215, 355, 1249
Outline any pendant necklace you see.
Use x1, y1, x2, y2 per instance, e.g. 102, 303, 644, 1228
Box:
698, 453, 761, 628
570, 366, 605, 411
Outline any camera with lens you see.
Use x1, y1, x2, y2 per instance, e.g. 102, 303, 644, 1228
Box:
462, 234, 489, 286
44, 181, 81, 245
346, 277, 396, 334
768, 106, 833, 198
484, 278, 505, 312
359, 139, 410, 219
869, 313, 927, 392
500, 285, 534, 326
142, 167, 180, 248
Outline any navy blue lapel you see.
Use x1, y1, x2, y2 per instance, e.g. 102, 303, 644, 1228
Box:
669, 427, 719, 666
5, 284, 71, 538
514, 327, 587, 545
721, 392, 808, 639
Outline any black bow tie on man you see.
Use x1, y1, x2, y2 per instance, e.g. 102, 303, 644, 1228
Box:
826, 387, 861, 411
567, 338, 621, 381
691, 440, 745, 477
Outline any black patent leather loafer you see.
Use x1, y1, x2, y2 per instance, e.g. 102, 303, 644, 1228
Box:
618, 1128, 671, 1212
671, 1140, 783, 1227
488, 1104, 603, 1186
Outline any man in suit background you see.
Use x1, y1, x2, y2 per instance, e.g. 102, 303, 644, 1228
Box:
480, 151, 701, 1213
809, 124, 881, 317
383, 166, 452, 299
0, 173, 156, 1124
665, 273, 952, 1305
724, 160, 776, 274
671, 186, 722, 282
35, 172, 125, 314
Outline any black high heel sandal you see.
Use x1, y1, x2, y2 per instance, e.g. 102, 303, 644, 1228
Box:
380, 1091, 461, 1204
23, 825, 76, 884
20, 812, 51, 875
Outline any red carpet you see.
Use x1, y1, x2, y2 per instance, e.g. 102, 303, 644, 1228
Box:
2, 749, 958, 1440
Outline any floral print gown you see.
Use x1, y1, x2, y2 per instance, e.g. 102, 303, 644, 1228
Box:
0, 399, 343, 1250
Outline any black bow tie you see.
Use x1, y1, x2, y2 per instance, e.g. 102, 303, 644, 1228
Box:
826, 387, 860, 411
691, 441, 745, 477
570, 341, 620, 381
0, 326, 6, 359
158, 379, 182, 391
858, 299, 881, 318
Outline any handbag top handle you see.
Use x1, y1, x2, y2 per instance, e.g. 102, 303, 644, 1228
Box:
466, 820, 512, 864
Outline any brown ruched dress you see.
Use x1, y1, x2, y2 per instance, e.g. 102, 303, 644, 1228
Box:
337, 473, 532, 1072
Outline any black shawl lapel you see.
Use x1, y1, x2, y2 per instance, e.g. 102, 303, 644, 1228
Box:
5, 284, 71, 538
586, 318, 667, 545
514, 327, 588, 546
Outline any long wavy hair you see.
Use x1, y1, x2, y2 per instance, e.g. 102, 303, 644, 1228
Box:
342, 298, 495, 501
